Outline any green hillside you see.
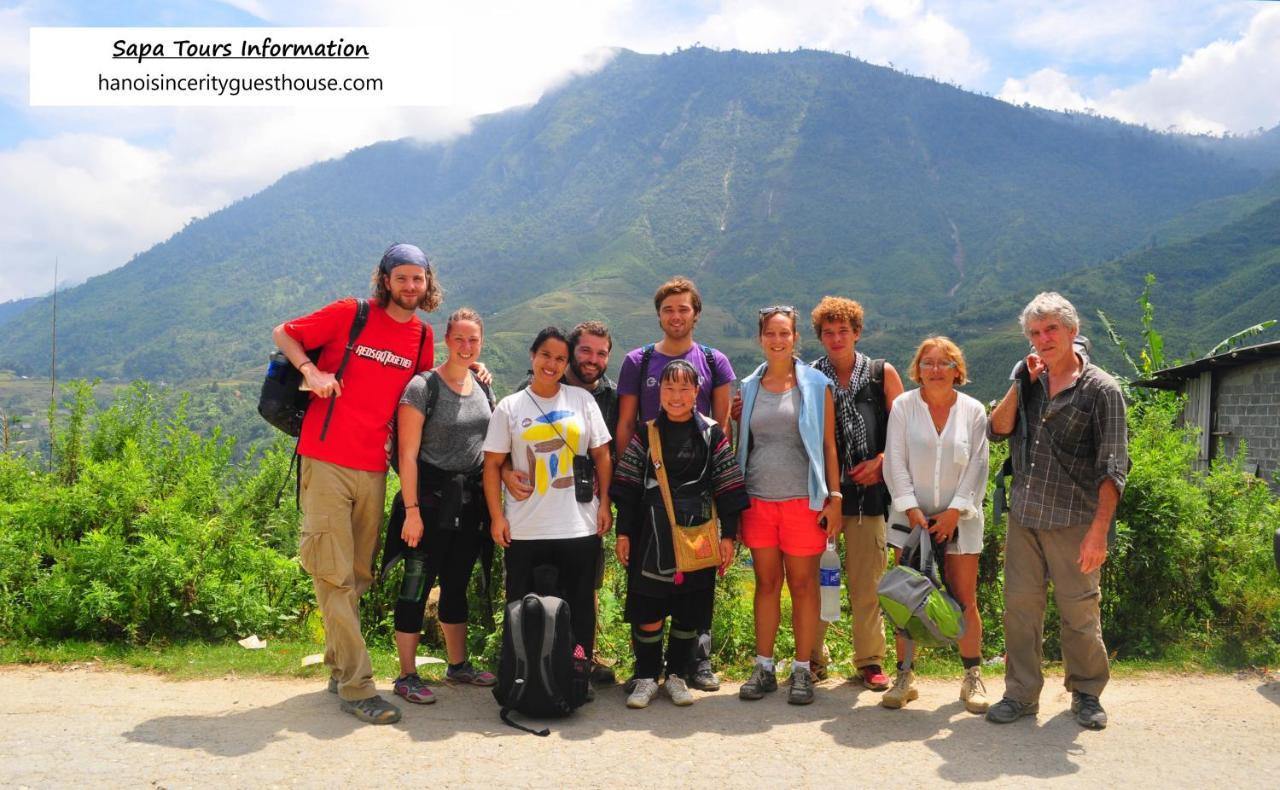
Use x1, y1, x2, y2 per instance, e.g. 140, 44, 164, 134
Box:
0, 48, 1271, 397
0, 297, 37, 328
951, 196, 1280, 390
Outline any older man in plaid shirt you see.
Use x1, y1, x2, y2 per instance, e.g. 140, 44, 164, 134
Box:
986, 292, 1129, 730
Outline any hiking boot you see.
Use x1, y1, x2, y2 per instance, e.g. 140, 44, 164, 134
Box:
327, 676, 338, 694
960, 666, 989, 714
811, 643, 832, 681
626, 678, 660, 709
880, 670, 918, 709
986, 697, 1038, 724
392, 673, 436, 705
687, 659, 721, 691
664, 675, 695, 706
739, 665, 778, 700
445, 660, 497, 687
787, 667, 815, 705
340, 695, 402, 725
1072, 692, 1108, 730
857, 665, 891, 691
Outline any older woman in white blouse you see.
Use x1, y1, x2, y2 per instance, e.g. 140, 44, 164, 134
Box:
882, 336, 990, 713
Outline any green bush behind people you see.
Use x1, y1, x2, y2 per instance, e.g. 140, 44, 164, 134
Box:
2, 374, 1278, 674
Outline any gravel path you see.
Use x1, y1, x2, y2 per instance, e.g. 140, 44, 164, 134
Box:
3, 664, 1278, 788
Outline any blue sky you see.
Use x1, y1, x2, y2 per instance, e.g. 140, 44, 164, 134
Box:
2, 0, 1279, 302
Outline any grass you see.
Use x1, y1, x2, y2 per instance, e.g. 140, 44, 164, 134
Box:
0, 638, 1242, 683
0, 639, 440, 683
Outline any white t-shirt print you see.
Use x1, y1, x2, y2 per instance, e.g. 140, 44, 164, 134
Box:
483, 385, 611, 540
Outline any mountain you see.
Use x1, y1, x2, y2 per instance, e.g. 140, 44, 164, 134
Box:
0, 48, 1273, 397
951, 195, 1280, 385
0, 297, 37, 329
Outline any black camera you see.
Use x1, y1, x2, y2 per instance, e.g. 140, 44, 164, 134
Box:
572, 454, 595, 503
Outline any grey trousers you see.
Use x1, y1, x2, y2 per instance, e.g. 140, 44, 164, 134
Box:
1003, 518, 1109, 703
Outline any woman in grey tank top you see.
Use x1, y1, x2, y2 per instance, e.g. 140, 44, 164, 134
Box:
734, 306, 844, 706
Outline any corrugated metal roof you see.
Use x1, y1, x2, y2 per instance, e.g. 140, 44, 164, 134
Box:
1132, 340, 1280, 390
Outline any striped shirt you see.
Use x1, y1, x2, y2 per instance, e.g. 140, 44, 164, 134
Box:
989, 362, 1129, 530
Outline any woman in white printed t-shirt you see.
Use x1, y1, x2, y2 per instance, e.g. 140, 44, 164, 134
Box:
883, 336, 990, 714
482, 325, 614, 666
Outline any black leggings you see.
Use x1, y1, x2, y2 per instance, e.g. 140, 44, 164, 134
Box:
391, 503, 486, 632
504, 535, 601, 659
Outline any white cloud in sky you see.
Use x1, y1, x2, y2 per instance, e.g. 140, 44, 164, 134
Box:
680, 0, 987, 82
998, 6, 1280, 135
0, 133, 192, 299
0, 5, 34, 105
1, 1, 1278, 302
0, 1, 630, 302
1103, 6, 1280, 135
1001, 0, 1256, 65
998, 67, 1091, 113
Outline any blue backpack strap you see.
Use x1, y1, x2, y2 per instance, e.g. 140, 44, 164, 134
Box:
701, 344, 723, 388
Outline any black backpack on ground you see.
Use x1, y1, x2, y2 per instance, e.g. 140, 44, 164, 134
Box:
492, 594, 589, 736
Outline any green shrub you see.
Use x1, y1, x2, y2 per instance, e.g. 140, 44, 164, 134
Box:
3, 374, 1278, 673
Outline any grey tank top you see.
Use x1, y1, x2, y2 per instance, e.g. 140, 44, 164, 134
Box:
745, 386, 810, 501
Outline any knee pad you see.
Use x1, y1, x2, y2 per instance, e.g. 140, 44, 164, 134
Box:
632, 623, 664, 644
669, 622, 697, 641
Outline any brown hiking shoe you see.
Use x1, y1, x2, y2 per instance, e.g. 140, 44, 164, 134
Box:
880, 670, 918, 709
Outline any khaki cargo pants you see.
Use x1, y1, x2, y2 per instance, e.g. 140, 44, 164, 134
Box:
299, 457, 386, 702
813, 514, 888, 670
1003, 517, 1110, 703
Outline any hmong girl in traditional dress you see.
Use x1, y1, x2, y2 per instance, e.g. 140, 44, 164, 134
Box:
609, 359, 750, 708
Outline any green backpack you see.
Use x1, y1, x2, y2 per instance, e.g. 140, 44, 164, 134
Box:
877, 524, 966, 649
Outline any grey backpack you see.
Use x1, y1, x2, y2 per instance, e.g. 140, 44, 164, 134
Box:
878, 524, 966, 650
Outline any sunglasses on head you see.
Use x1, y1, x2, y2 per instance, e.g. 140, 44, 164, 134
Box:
758, 305, 796, 316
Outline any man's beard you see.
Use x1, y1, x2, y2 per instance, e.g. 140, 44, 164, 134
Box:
570, 359, 604, 386
391, 291, 420, 311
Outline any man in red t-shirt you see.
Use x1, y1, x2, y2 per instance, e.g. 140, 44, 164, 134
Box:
272, 243, 438, 725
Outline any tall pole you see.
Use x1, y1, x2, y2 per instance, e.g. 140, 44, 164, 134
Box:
49, 257, 57, 472
50, 257, 57, 399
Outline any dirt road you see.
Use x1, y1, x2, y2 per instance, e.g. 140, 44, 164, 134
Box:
3, 665, 1278, 788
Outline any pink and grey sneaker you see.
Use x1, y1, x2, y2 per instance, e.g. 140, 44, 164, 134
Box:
858, 665, 892, 692
445, 660, 497, 687
393, 672, 436, 704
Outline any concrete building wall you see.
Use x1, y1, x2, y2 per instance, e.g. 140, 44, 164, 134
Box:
1213, 357, 1280, 487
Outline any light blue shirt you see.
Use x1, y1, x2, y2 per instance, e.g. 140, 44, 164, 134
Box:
736, 360, 834, 511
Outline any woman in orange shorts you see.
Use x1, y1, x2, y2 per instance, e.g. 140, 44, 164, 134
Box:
735, 306, 843, 705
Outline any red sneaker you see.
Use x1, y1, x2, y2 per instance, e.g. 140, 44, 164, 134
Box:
858, 665, 891, 691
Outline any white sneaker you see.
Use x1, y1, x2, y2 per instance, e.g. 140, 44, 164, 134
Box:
626, 678, 660, 709
664, 675, 695, 706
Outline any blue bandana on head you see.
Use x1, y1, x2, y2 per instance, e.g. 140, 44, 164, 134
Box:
379, 243, 430, 274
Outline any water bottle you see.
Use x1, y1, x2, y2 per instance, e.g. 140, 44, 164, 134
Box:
819, 540, 841, 622
399, 551, 428, 603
